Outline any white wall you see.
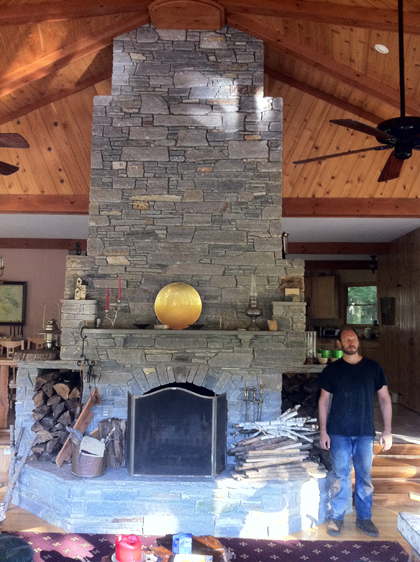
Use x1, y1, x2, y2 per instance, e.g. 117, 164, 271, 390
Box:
0, 248, 67, 338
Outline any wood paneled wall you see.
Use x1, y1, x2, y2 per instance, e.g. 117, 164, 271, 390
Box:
378, 227, 420, 413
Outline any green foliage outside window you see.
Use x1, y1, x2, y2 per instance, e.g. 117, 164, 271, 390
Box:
346, 285, 377, 325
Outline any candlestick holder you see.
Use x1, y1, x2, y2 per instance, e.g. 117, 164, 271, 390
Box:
246, 295, 262, 331
103, 302, 122, 327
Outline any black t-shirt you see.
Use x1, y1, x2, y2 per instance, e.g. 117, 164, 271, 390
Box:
317, 357, 388, 437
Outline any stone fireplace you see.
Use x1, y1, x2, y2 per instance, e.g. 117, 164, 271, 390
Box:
11, 23, 336, 538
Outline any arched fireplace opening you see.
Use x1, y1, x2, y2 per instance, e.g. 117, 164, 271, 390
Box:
127, 382, 227, 477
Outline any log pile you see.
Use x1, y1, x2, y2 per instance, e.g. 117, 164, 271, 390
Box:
30, 370, 82, 462
229, 405, 326, 481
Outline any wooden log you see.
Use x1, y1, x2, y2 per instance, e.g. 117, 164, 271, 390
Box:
57, 410, 72, 426
42, 380, 57, 398
45, 436, 61, 454
35, 430, 53, 444
47, 395, 63, 405
55, 387, 101, 468
68, 387, 81, 400
32, 390, 47, 408
52, 401, 66, 419
66, 398, 82, 414
31, 421, 43, 432
40, 416, 55, 431
53, 382, 72, 400
32, 404, 52, 421
34, 370, 61, 391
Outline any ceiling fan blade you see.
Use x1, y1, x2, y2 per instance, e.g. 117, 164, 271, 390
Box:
0, 133, 29, 149
294, 145, 391, 165
330, 119, 396, 142
0, 160, 19, 175
378, 152, 405, 182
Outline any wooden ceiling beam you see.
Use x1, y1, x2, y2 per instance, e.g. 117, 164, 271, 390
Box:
229, 13, 420, 116
289, 242, 390, 254
304, 260, 374, 270
0, 195, 89, 214
283, 198, 420, 218
0, 239, 87, 250
265, 66, 382, 125
223, 0, 420, 35
0, 15, 149, 98
0, 70, 112, 126
1, 0, 420, 36
0, 0, 151, 25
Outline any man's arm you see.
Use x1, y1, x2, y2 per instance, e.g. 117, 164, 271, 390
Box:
318, 388, 331, 450
377, 385, 392, 451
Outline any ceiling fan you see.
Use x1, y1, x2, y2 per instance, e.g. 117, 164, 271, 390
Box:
293, 0, 420, 182
0, 133, 30, 176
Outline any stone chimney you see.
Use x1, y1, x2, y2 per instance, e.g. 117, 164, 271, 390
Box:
61, 24, 304, 344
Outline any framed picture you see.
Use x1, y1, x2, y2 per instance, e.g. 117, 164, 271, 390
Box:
380, 296, 395, 325
0, 282, 27, 325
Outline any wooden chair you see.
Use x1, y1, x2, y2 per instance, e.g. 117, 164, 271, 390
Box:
1, 339, 24, 359
26, 337, 45, 350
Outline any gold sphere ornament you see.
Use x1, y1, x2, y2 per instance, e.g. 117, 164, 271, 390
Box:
154, 282, 202, 330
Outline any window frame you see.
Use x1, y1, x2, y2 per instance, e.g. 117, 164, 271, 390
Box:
343, 282, 378, 327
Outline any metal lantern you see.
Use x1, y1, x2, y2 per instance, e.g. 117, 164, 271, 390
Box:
39, 318, 61, 349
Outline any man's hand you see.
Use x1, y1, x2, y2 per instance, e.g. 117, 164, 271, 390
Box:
319, 430, 331, 451
379, 432, 393, 451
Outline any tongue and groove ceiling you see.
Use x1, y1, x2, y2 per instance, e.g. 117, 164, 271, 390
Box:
1, 0, 420, 253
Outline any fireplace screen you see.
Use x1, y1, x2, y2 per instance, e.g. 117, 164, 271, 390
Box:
127, 385, 227, 477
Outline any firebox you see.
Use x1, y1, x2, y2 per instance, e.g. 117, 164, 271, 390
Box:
127, 383, 227, 477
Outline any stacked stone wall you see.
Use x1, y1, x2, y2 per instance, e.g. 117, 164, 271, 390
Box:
63, 25, 297, 330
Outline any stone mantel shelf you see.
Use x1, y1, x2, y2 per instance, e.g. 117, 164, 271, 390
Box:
87, 328, 296, 336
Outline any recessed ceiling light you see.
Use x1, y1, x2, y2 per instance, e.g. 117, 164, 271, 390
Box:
375, 44, 389, 54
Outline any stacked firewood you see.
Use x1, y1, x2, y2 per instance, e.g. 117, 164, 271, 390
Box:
229, 405, 327, 481
30, 370, 82, 462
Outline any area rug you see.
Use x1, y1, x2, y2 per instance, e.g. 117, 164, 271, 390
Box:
2, 533, 409, 562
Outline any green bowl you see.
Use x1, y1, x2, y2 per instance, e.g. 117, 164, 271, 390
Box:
321, 349, 331, 358
332, 349, 343, 358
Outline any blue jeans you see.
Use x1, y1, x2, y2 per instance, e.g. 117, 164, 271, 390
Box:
329, 435, 374, 521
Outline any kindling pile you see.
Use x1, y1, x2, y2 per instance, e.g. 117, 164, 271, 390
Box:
229, 405, 326, 480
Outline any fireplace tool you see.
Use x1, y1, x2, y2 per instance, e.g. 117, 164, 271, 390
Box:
77, 325, 100, 388
252, 387, 257, 422
243, 387, 249, 422
256, 384, 263, 421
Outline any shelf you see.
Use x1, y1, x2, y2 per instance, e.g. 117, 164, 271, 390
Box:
85, 328, 290, 336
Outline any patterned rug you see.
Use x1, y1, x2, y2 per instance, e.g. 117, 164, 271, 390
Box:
2, 533, 409, 562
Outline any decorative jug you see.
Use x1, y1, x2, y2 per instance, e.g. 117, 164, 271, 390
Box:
115, 535, 142, 562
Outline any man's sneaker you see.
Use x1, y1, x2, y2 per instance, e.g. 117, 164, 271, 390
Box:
327, 519, 344, 536
356, 518, 379, 537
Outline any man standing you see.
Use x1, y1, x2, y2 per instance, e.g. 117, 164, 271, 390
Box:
318, 328, 392, 537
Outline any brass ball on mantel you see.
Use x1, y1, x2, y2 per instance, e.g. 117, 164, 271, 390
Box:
154, 282, 202, 330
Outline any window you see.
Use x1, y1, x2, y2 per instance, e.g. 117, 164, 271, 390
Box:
346, 285, 377, 325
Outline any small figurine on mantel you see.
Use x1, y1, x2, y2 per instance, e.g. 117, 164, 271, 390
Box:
75, 277, 87, 300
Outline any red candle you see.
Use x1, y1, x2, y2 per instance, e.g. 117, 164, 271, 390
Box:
118, 277, 121, 302
106, 287, 109, 311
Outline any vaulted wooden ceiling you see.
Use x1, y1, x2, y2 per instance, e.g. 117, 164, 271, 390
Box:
1, 0, 420, 228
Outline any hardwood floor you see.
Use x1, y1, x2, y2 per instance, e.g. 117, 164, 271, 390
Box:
1, 403, 419, 556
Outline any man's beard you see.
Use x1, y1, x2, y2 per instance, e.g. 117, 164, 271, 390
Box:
342, 344, 358, 355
